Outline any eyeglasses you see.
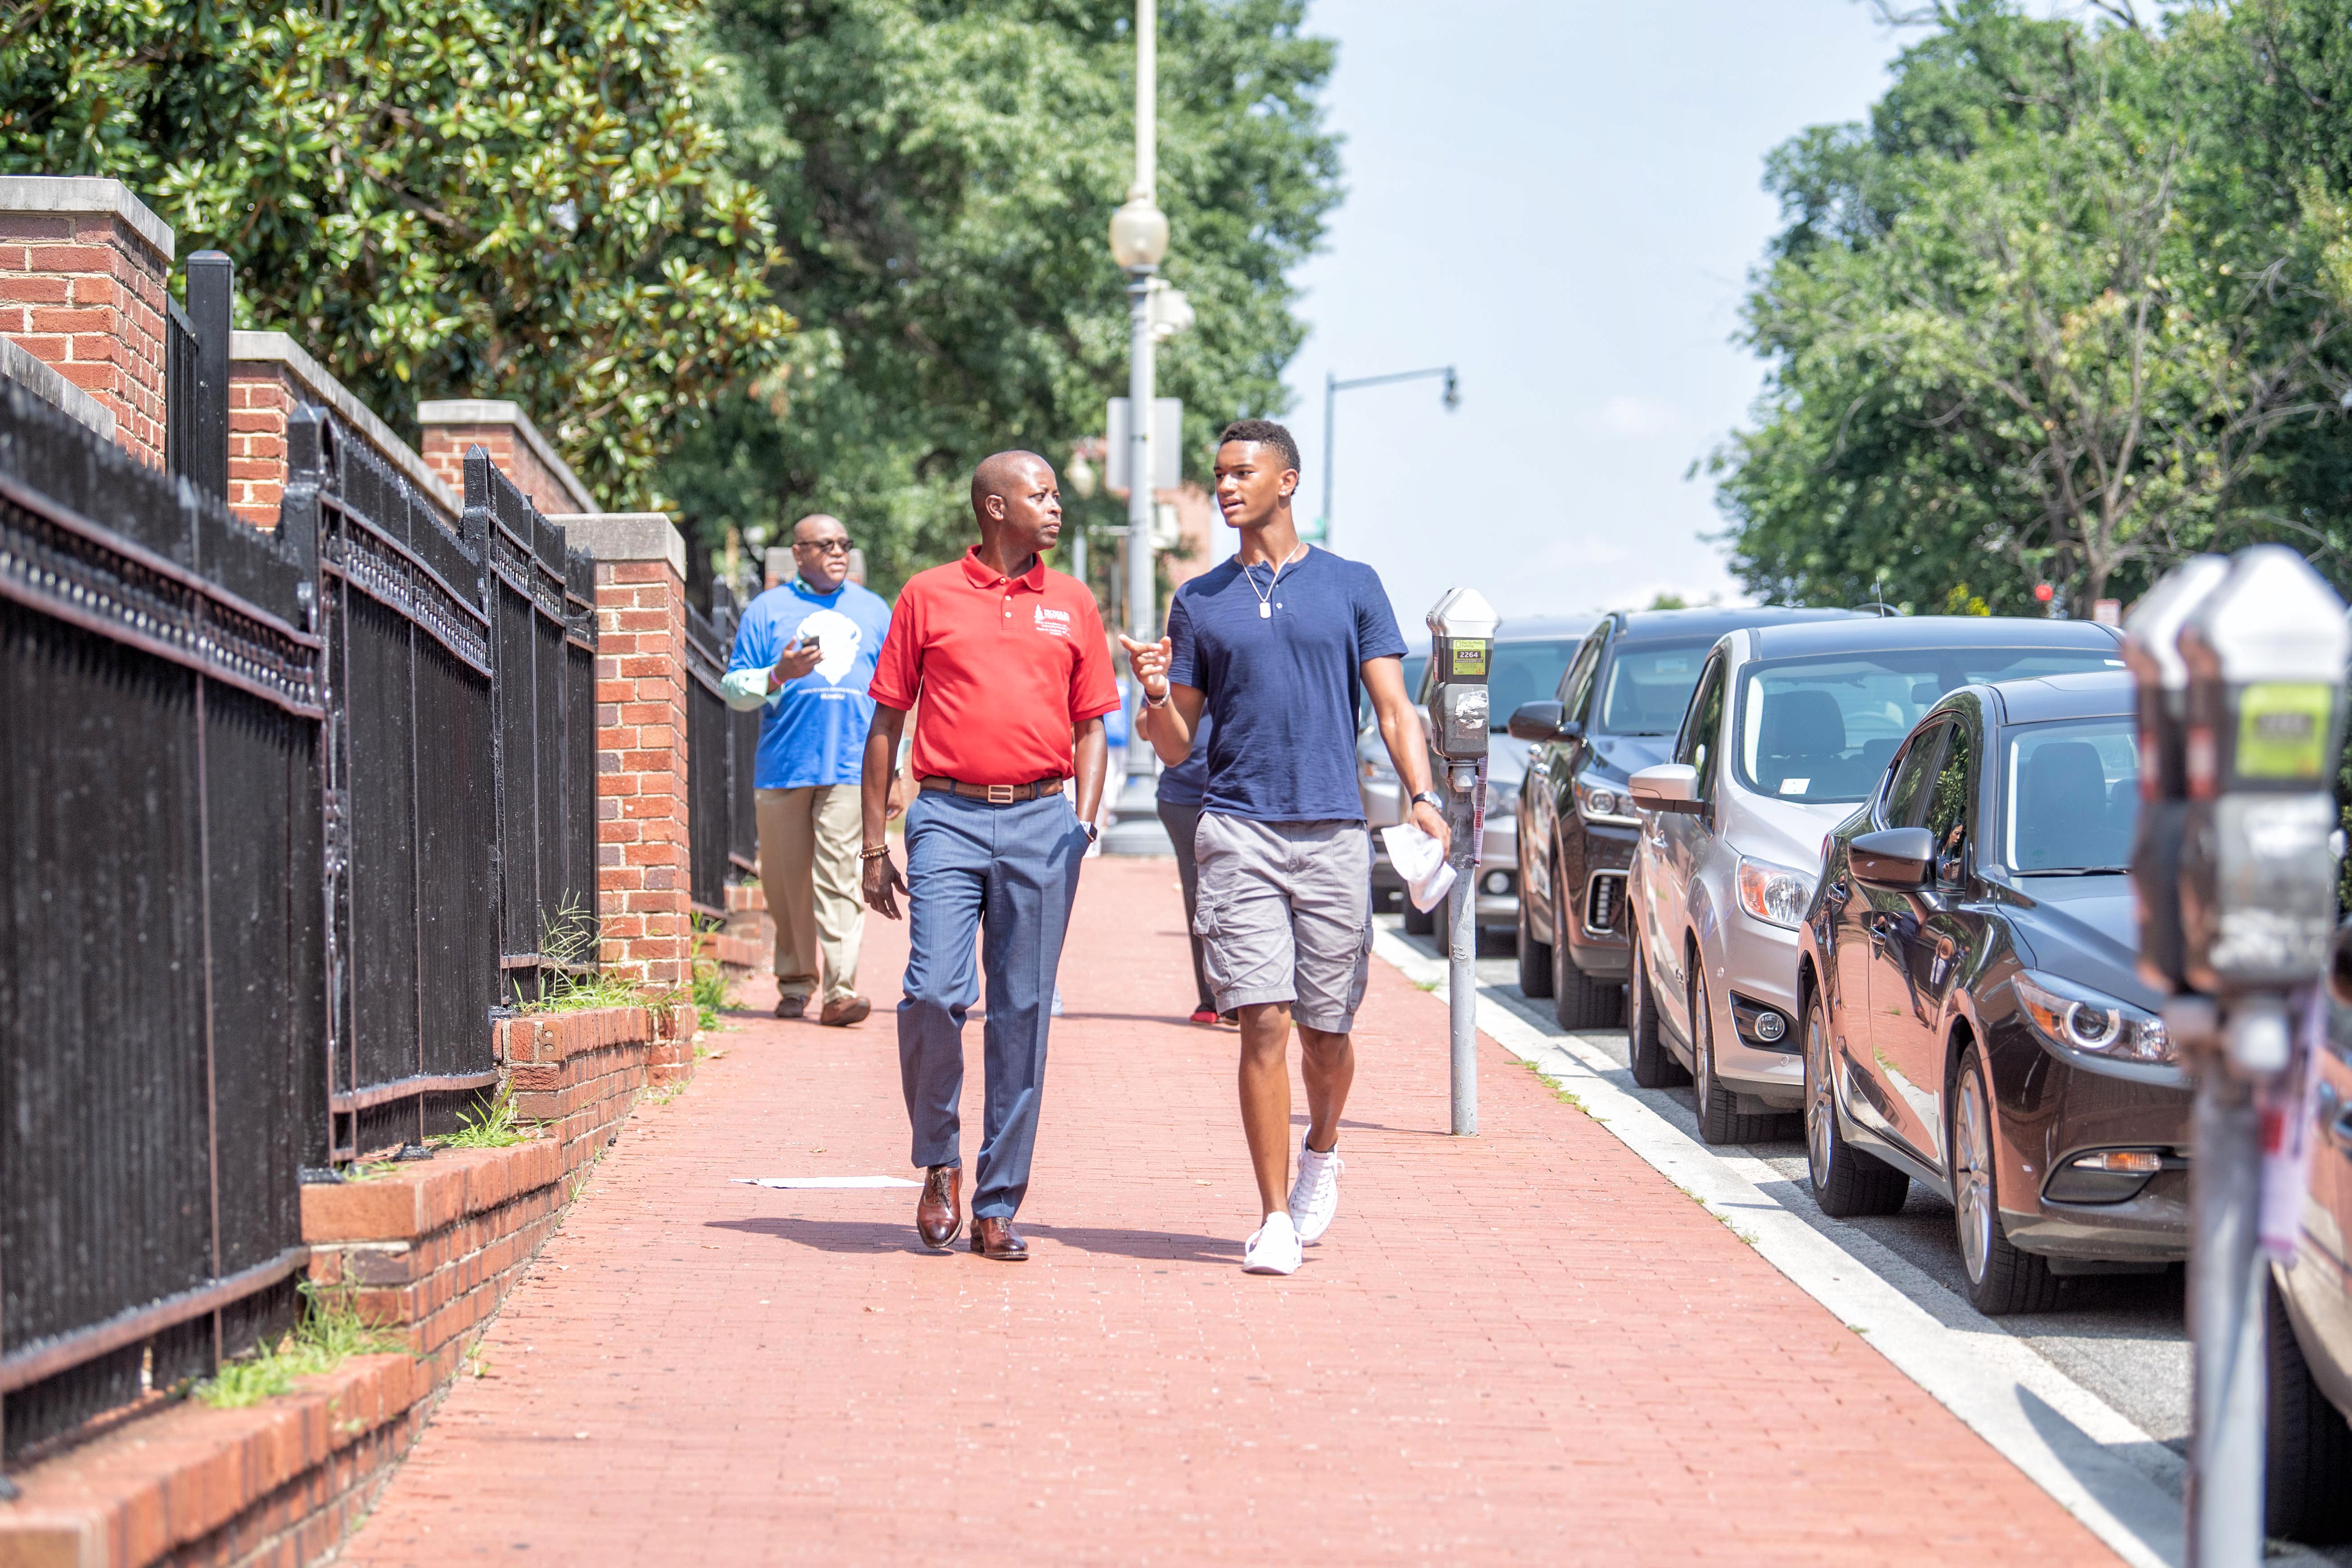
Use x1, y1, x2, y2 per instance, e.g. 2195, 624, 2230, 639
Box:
794, 538, 853, 554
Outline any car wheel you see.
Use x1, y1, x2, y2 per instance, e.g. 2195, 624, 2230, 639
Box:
1951, 1044, 2059, 1316
1625, 922, 1685, 1088
2267, 1273, 2352, 1543
1690, 968, 1771, 1145
1401, 890, 1434, 937
1804, 988, 1907, 1217
1551, 890, 1623, 1032
1516, 863, 1554, 999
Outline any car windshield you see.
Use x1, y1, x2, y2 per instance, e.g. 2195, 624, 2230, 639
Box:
1599, 640, 1713, 734
1735, 645, 2123, 803
1484, 640, 1581, 731
2004, 717, 2138, 873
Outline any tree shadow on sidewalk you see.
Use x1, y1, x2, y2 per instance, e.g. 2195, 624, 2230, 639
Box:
702, 1215, 1238, 1265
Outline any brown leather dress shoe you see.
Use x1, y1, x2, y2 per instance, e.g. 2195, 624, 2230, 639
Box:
818, 995, 871, 1027
971, 1217, 1027, 1261
775, 993, 809, 1020
916, 1166, 961, 1250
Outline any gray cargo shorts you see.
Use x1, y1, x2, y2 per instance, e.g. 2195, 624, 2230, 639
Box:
1191, 812, 1373, 1033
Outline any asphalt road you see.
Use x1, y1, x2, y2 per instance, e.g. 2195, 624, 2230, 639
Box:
1388, 918, 2196, 1452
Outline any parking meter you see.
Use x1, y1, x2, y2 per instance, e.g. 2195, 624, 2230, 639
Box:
1424, 586, 1500, 1140
2175, 546, 2349, 1019
1425, 586, 1498, 761
2123, 555, 2229, 996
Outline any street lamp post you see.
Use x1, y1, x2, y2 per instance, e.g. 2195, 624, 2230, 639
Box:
1319, 365, 1460, 550
1103, 0, 1174, 853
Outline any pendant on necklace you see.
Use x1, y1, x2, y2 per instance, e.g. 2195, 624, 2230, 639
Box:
1259, 602, 1272, 619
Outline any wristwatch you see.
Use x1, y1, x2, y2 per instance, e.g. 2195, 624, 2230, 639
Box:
1411, 791, 1445, 814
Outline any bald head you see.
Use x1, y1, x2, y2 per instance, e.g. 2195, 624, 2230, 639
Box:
788, 511, 852, 592
971, 451, 1052, 520
968, 449, 1063, 565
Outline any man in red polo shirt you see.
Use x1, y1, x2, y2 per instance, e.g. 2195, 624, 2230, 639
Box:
858, 451, 1119, 1261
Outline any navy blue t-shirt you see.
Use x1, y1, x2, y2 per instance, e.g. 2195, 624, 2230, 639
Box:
1165, 547, 1406, 823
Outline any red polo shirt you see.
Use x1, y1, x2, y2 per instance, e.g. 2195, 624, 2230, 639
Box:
869, 547, 1121, 785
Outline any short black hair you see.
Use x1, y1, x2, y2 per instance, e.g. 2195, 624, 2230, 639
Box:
1217, 419, 1300, 475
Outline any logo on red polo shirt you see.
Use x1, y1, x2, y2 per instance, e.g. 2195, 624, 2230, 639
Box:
1032, 604, 1072, 638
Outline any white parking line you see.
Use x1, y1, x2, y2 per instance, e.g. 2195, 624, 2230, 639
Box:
1369, 928, 2314, 1568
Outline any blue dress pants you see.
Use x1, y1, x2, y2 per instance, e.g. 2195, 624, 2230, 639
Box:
897, 789, 1086, 1219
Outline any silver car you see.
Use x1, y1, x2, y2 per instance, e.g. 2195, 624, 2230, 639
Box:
1625, 617, 2128, 1144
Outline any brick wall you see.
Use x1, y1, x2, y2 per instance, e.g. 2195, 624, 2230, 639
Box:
597, 558, 694, 987
227, 365, 297, 527
417, 401, 597, 518
0, 177, 173, 468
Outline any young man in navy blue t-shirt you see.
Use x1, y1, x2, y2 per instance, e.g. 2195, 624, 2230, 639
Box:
1124, 419, 1448, 1275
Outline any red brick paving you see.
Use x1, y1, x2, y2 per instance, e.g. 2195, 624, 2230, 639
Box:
339, 857, 2119, 1565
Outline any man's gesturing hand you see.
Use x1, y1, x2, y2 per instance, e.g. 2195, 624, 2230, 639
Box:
1117, 634, 1172, 699
861, 847, 908, 919
769, 637, 823, 690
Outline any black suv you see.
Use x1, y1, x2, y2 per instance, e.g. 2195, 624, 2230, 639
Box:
1508, 606, 1857, 1027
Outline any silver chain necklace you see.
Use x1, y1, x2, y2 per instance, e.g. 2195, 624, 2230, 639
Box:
1242, 543, 1307, 619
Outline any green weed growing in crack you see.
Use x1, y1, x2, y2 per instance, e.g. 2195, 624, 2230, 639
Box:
195, 1283, 405, 1409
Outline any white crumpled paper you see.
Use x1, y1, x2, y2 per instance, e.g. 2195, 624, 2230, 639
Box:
1381, 821, 1455, 914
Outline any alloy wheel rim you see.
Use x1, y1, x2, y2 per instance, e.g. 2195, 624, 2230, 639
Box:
1806, 1006, 1834, 1184
1955, 1071, 1994, 1282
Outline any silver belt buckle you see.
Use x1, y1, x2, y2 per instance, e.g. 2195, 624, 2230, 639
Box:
985, 783, 1016, 804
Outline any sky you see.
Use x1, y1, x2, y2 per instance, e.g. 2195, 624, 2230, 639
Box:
1257, 0, 1919, 634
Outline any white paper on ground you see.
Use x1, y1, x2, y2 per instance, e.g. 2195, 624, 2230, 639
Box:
733, 1176, 922, 1189
1379, 822, 1456, 913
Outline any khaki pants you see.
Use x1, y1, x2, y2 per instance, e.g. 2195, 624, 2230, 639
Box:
756, 785, 865, 1005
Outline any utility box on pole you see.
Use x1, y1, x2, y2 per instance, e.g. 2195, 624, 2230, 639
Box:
1105, 397, 1182, 495
2127, 545, 2350, 1568
1425, 587, 1499, 1138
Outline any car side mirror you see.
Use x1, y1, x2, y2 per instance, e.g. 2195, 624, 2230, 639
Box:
1851, 827, 1935, 890
1505, 700, 1568, 741
1628, 763, 1702, 815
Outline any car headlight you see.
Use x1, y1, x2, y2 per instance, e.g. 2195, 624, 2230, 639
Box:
1735, 856, 1816, 928
1573, 770, 1637, 826
2013, 970, 2174, 1065
1486, 779, 1517, 820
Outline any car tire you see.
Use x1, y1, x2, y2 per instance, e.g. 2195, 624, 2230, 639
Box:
1517, 867, 1554, 999
1690, 969, 1771, 1145
1803, 988, 1907, 1217
2266, 1272, 2352, 1543
1625, 923, 1686, 1088
1401, 892, 1434, 938
1551, 891, 1623, 1032
1951, 1043, 2060, 1316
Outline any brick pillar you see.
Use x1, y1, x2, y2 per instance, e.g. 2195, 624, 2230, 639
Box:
227, 330, 460, 530
0, 176, 173, 468
557, 513, 693, 989
418, 400, 599, 518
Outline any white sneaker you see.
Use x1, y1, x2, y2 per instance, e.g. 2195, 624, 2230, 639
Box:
1288, 1138, 1343, 1244
1243, 1211, 1302, 1275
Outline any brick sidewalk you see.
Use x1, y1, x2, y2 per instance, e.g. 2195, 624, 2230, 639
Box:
339, 858, 2118, 1565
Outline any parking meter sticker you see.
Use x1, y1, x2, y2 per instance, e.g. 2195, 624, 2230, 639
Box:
2236, 682, 2332, 779
1450, 644, 1487, 676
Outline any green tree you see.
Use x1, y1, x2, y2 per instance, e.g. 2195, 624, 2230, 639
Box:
660, 0, 1340, 596
1, 0, 793, 506
1713, 0, 2352, 617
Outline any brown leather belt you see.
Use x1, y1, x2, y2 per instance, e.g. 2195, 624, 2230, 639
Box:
918, 775, 1064, 804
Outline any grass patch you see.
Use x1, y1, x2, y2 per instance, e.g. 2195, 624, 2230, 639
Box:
194, 1283, 405, 1409
429, 1084, 534, 1150
1514, 1058, 1599, 1119
513, 898, 648, 1015
690, 918, 737, 1032
1414, 978, 1441, 992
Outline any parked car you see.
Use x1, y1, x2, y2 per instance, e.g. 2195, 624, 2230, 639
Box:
1506, 607, 1861, 1029
1797, 667, 2190, 1314
1625, 616, 2129, 1158
2263, 929, 2352, 1544
1365, 617, 1595, 938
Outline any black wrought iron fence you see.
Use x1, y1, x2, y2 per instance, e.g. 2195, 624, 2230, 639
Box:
709, 583, 760, 878
685, 599, 732, 917
472, 454, 599, 988
163, 252, 229, 504
0, 376, 319, 1457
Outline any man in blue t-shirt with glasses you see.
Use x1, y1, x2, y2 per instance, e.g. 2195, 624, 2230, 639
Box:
1124, 418, 1448, 1276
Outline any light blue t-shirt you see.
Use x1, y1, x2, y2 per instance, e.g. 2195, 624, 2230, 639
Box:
722, 577, 893, 789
